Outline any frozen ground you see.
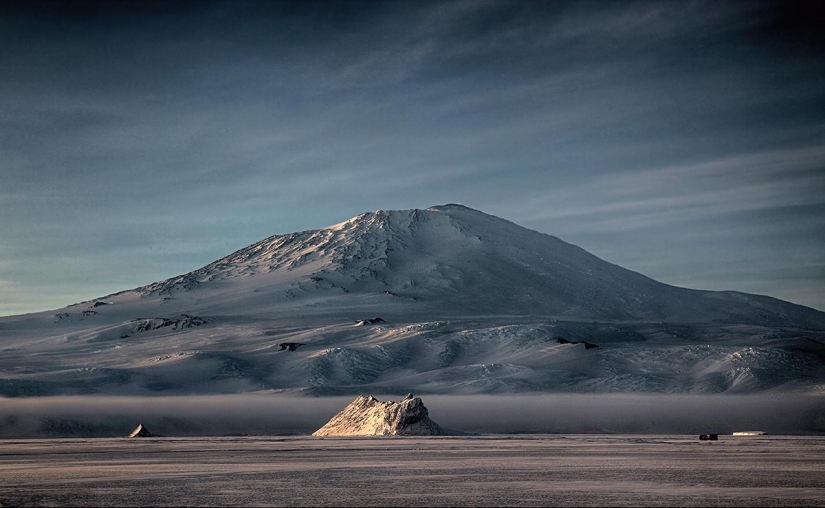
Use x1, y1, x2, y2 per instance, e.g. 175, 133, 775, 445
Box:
1, 435, 823, 507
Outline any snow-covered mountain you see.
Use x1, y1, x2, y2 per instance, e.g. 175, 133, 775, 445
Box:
2, 204, 824, 397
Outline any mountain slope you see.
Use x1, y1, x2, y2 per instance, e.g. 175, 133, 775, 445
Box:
1, 204, 823, 397
123, 204, 825, 327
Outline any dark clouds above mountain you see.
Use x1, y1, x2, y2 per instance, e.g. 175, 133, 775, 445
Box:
1, 0, 823, 315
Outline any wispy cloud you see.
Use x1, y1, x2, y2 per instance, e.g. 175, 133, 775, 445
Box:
516, 145, 825, 233
0, 0, 823, 313
504, 145, 825, 308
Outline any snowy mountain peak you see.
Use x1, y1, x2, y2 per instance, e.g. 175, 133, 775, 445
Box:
126, 204, 825, 329
2, 205, 824, 400
426, 203, 483, 214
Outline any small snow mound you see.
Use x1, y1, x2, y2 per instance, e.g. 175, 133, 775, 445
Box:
312, 394, 446, 436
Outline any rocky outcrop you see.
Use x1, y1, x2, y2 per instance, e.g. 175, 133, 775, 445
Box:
128, 423, 153, 438
355, 317, 385, 326
556, 337, 600, 349
312, 394, 446, 436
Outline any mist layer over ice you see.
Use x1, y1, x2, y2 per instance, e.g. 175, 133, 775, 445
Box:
425, 394, 825, 435
1, 393, 822, 438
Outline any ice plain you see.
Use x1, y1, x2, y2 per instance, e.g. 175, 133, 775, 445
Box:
1, 434, 824, 507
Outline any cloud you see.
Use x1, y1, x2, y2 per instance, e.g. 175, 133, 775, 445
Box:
516, 145, 825, 233
0, 393, 822, 437
429, 393, 825, 435
0, 0, 823, 314
503, 144, 825, 309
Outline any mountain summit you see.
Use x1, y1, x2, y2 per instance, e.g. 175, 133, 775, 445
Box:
136, 204, 821, 327
1, 204, 824, 397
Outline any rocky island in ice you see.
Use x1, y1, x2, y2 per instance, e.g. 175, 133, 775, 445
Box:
313, 394, 447, 436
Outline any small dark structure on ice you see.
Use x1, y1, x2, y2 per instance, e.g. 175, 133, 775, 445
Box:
699, 434, 718, 441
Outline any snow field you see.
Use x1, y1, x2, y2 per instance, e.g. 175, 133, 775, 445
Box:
0, 435, 823, 507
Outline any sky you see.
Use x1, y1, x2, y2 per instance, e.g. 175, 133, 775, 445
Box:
1, 0, 823, 316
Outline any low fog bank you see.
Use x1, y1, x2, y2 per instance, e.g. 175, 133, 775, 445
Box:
425, 394, 825, 435
0, 393, 822, 438
0, 394, 351, 438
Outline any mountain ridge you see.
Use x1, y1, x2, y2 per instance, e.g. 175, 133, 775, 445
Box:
1, 204, 824, 397
120, 203, 824, 327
